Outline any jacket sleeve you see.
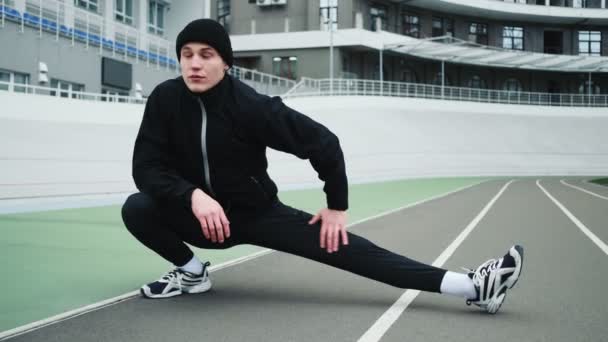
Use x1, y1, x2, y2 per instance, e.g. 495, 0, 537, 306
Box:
252, 95, 348, 211
132, 86, 197, 208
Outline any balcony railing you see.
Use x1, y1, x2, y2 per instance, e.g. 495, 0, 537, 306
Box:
491, 0, 606, 9
0, 66, 297, 102
229, 66, 297, 96
0, 0, 178, 70
3, 72, 606, 107
283, 78, 608, 107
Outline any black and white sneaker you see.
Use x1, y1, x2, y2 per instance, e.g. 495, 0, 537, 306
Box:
464, 245, 524, 314
141, 262, 212, 299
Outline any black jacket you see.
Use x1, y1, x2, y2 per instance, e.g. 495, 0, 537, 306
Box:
132, 74, 348, 212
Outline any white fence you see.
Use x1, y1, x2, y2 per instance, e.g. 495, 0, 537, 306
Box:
2, 74, 607, 107
284, 78, 608, 107
229, 66, 296, 96
0, 65, 297, 102
0, 80, 145, 103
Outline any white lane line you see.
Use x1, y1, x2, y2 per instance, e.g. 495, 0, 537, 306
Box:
561, 179, 608, 200
0, 249, 275, 341
0, 179, 488, 341
358, 180, 514, 342
537, 180, 608, 256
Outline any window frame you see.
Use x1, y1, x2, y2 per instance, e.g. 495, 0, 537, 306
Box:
320, 0, 338, 31
469, 22, 488, 45
502, 26, 524, 50
578, 30, 602, 56
402, 13, 420, 38
369, 3, 388, 31
148, 0, 166, 36
217, 0, 231, 33
115, 0, 134, 25
74, 0, 98, 13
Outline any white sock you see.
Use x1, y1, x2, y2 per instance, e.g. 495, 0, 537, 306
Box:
440, 271, 477, 300
178, 255, 203, 275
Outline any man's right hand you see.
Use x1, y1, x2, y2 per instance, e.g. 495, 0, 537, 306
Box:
191, 189, 230, 243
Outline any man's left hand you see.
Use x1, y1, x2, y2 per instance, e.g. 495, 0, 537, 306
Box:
309, 208, 348, 253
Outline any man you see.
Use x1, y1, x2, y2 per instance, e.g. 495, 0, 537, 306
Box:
121, 19, 524, 314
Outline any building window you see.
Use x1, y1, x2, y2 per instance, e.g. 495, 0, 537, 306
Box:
579, 80, 601, 94
217, 0, 231, 33
502, 78, 523, 92
115, 0, 133, 25
74, 0, 98, 13
433, 17, 454, 37
467, 75, 487, 89
50, 79, 85, 99
0, 70, 9, 90
401, 68, 417, 83
579, 31, 601, 56
573, 0, 602, 8
0, 69, 30, 93
148, 1, 165, 35
370, 4, 387, 31
402, 14, 420, 38
272, 56, 298, 80
432, 72, 451, 86
469, 23, 488, 45
320, 0, 338, 31
503, 26, 524, 50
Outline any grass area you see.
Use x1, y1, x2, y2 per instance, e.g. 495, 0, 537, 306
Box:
0, 177, 486, 332
589, 178, 608, 186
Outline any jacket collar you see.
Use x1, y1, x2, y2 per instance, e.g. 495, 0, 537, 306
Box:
180, 74, 230, 109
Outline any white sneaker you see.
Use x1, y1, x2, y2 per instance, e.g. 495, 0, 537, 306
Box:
464, 245, 524, 314
141, 262, 212, 299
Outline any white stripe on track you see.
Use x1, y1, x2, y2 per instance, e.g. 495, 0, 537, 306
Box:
0, 179, 488, 341
537, 180, 608, 256
560, 179, 608, 200
358, 180, 514, 342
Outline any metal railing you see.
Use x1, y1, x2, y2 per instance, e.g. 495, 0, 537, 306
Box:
283, 78, 608, 107
229, 66, 297, 96
490, 0, 606, 9
1, 0, 178, 71
0, 66, 297, 103
4, 75, 607, 107
0, 80, 146, 104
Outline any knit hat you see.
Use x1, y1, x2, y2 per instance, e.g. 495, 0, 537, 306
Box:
176, 19, 233, 67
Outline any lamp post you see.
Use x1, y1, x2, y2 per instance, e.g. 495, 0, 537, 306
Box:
322, 0, 337, 95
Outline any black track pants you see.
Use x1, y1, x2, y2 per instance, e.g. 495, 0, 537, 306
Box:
121, 192, 447, 293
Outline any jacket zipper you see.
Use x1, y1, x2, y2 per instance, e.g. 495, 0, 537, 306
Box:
250, 176, 269, 199
197, 98, 216, 198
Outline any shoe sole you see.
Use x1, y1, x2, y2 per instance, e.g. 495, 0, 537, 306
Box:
184, 278, 213, 294
505, 245, 524, 289
140, 278, 212, 299
486, 245, 524, 314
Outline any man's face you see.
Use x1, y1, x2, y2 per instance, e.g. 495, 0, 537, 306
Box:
180, 42, 228, 93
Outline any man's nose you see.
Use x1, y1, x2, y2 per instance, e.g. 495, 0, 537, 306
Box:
191, 55, 204, 69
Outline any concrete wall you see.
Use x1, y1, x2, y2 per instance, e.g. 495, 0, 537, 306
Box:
1, 91, 607, 203
164, 0, 208, 42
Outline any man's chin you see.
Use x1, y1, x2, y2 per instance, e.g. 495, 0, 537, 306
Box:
186, 82, 211, 93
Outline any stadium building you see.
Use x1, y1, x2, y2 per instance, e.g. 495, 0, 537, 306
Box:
1, 0, 607, 101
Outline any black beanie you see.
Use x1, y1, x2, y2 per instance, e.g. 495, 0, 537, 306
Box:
176, 19, 233, 67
